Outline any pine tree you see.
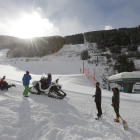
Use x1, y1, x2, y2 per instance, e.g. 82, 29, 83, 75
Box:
81, 50, 91, 60
114, 54, 136, 73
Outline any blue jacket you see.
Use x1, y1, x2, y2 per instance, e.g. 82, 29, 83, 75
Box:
47, 78, 52, 84
22, 74, 32, 86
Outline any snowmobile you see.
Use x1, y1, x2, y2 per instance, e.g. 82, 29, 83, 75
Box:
29, 75, 67, 99
0, 81, 16, 91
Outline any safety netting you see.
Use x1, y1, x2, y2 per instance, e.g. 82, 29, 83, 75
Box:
83, 66, 95, 85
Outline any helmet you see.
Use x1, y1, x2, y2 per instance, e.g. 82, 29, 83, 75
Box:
26, 71, 29, 74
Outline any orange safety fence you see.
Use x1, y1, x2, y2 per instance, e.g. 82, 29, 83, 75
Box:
84, 66, 95, 85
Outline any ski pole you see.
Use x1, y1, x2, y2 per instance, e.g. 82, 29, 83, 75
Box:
52, 76, 62, 83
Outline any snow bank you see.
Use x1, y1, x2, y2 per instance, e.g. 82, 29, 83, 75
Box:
108, 72, 140, 82
0, 73, 140, 140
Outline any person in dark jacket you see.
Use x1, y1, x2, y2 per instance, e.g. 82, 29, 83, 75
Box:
93, 82, 102, 120
22, 71, 32, 97
112, 87, 120, 122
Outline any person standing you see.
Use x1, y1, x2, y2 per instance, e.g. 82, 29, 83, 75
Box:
22, 71, 32, 97
112, 87, 120, 122
92, 82, 102, 120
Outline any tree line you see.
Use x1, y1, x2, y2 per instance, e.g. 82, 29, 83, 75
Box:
0, 25, 140, 58
0, 36, 64, 58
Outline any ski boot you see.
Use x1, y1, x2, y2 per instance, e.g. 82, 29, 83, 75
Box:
95, 113, 102, 120
114, 117, 120, 123
24, 95, 29, 97
95, 117, 99, 120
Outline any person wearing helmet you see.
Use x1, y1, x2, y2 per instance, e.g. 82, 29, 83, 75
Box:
0, 76, 6, 86
42, 73, 52, 89
22, 71, 32, 97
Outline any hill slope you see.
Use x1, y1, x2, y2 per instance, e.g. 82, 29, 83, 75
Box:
0, 48, 140, 140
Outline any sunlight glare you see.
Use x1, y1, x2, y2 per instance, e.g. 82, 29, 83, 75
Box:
10, 12, 57, 38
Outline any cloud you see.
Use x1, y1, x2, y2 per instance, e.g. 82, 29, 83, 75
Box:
104, 25, 114, 30
0, 23, 8, 35
0, 8, 60, 38
56, 17, 85, 36
0, 0, 140, 37
36, 7, 43, 14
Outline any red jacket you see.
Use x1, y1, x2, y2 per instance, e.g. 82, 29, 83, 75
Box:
0, 78, 5, 85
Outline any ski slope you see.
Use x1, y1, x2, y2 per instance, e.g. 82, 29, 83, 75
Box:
0, 47, 140, 140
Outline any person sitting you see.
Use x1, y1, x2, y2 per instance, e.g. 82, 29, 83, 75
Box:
0, 76, 15, 90
46, 73, 52, 85
0, 76, 6, 86
41, 73, 52, 89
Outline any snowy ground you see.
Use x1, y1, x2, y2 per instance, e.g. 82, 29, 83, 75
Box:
0, 47, 140, 140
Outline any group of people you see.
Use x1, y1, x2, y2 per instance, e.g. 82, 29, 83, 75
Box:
22, 71, 52, 97
0, 72, 120, 122
93, 82, 120, 122
22, 73, 120, 122
0, 71, 52, 97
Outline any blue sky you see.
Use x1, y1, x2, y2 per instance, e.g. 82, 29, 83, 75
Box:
0, 0, 139, 38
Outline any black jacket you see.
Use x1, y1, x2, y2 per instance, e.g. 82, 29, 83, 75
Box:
94, 87, 101, 103
112, 91, 120, 109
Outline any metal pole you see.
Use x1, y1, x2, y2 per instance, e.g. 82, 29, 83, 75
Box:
94, 72, 95, 85
83, 61, 84, 73
108, 82, 110, 91
90, 35, 91, 44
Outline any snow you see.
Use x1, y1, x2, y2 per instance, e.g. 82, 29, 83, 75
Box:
138, 46, 140, 52
0, 46, 140, 140
108, 72, 140, 81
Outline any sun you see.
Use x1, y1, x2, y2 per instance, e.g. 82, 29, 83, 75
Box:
10, 12, 45, 38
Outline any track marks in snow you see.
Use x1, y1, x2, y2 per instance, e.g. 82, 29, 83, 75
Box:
0, 78, 140, 140
66, 91, 140, 140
